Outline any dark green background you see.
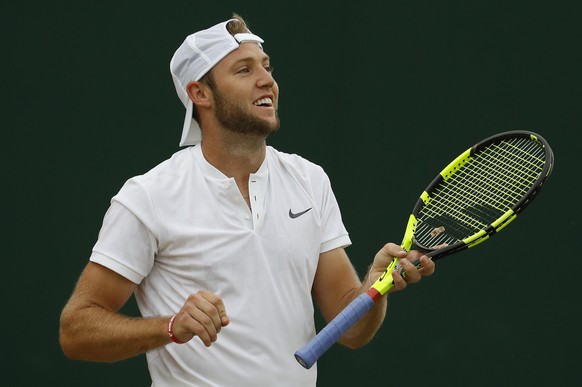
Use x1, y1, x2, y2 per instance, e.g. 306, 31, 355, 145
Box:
3, 1, 580, 386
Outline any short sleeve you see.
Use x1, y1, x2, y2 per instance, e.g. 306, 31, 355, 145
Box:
306, 163, 351, 253
90, 200, 157, 284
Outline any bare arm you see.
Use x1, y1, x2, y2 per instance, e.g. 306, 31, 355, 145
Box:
59, 262, 230, 362
59, 262, 170, 362
312, 243, 434, 349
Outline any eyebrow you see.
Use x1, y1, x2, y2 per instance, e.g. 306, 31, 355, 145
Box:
231, 53, 271, 67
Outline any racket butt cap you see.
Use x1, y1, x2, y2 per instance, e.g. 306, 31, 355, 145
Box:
294, 354, 310, 369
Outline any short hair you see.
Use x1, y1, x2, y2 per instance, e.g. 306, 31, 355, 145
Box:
192, 13, 251, 122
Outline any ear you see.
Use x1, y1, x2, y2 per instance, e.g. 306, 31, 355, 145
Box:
186, 81, 212, 109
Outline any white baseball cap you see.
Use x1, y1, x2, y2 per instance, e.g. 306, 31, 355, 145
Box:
170, 19, 264, 146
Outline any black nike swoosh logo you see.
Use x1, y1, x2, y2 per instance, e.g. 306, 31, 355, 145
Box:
289, 207, 312, 219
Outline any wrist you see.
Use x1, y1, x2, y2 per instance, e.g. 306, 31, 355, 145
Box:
168, 314, 187, 344
367, 266, 378, 288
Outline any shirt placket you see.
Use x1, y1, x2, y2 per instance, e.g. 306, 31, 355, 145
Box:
248, 171, 266, 230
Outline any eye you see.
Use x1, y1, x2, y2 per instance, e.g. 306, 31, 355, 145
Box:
237, 67, 250, 74
264, 65, 274, 73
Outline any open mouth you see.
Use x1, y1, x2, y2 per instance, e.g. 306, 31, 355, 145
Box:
253, 97, 273, 107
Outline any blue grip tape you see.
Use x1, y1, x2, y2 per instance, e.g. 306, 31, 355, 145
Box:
294, 293, 375, 369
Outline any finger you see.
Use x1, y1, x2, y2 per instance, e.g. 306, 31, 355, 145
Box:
180, 293, 225, 346
186, 293, 222, 332
380, 243, 408, 260
187, 308, 219, 347
405, 251, 434, 276
374, 243, 408, 271
399, 258, 422, 284
198, 290, 230, 327
390, 269, 407, 292
418, 256, 435, 276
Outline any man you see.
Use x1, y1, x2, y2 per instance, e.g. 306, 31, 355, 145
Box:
59, 14, 435, 386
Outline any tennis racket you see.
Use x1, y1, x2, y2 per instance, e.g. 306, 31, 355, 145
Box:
295, 130, 554, 369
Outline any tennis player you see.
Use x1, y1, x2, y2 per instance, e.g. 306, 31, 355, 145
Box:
59, 14, 434, 386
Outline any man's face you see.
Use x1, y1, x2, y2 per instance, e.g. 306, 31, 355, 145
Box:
209, 43, 280, 137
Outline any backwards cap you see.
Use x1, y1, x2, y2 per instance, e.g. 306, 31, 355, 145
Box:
170, 19, 264, 146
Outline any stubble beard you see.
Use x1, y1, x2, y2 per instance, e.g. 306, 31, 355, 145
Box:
213, 89, 280, 138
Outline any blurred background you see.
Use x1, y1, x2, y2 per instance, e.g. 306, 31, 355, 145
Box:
3, 0, 580, 386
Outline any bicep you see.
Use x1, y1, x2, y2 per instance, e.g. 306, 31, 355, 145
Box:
312, 248, 362, 323
67, 261, 137, 313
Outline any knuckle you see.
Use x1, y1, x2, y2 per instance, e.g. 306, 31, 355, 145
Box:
199, 315, 212, 326
193, 326, 207, 338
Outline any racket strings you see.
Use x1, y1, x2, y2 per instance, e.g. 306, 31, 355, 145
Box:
474, 140, 544, 199
415, 137, 547, 247
453, 155, 534, 211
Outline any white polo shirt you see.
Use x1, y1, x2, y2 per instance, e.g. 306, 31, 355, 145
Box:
90, 145, 351, 387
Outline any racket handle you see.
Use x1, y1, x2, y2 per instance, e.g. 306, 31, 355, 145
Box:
294, 293, 375, 369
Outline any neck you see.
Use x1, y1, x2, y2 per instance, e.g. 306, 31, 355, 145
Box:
201, 135, 266, 208
200, 133, 267, 179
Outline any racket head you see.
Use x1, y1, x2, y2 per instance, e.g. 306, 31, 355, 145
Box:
406, 130, 554, 260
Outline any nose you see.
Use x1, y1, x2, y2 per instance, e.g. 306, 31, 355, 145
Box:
256, 67, 275, 88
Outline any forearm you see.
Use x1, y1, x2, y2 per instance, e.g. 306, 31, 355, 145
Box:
336, 272, 388, 349
314, 244, 433, 351
60, 302, 171, 362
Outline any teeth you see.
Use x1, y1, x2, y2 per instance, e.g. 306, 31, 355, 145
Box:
253, 97, 273, 106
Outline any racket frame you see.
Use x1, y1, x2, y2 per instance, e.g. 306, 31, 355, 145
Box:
294, 130, 554, 369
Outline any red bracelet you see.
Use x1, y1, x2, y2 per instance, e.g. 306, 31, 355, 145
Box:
168, 314, 187, 344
